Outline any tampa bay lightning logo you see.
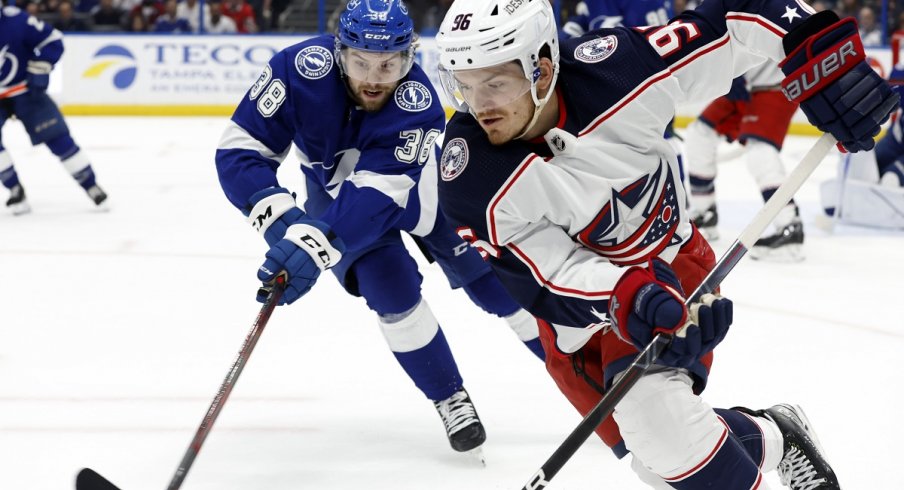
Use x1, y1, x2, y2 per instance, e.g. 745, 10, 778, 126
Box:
441, 138, 469, 181
395, 81, 432, 112
0, 44, 20, 88
295, 46, 333, 80
83, 45, 137, 90
574, 35, 618, 64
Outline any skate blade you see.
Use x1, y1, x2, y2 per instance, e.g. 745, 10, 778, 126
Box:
782, 404, 828, 456
749, 244, 804, 263
465, 447, 486, 467
8, 202, 31, 216
91, 200, 111, 213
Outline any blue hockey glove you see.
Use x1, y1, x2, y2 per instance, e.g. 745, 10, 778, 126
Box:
726, 76, 750, 102
25, 61, 52, 92
609, 258, 733, 368
246, 187, 308, 246
780, 11, 899, 153
256, 220, 346, 305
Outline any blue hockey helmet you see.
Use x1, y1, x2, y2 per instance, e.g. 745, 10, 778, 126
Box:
336, 0, 416, 84
337, 0, 414, 52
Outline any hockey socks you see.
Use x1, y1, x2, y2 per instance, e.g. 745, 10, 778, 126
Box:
379, 300, 463, 402
0, 150, 18, 189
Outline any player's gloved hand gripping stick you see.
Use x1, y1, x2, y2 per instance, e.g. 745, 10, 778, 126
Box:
521, 133, 838, 490
75, 273, 288, 490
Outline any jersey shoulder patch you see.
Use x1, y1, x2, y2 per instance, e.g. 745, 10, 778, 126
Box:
394, 80, 432, 112
440, 137, 469, 181
573, 35, 618, 64
2, 6, 23, 17
294, 44, 334, 80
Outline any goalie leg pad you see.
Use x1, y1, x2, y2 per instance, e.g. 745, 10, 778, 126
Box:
614, 369, 764, 488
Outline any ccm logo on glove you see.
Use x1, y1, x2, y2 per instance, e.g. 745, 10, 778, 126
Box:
286, 224, 342, 270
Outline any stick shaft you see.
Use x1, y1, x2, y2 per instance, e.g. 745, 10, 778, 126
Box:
166, 280, 284, 490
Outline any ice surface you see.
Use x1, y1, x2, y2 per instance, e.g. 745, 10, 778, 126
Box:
1, 118, 900, 489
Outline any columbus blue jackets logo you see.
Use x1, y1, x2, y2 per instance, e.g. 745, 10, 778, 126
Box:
574, 36, 618, 64
395, 81, 432, 112
576, 161, 681, 266
295, 46, 333, 80
441, 138, 469, 181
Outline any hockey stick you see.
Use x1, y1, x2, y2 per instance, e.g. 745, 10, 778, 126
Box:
75, 274, 287, 490
521, 132, 837, 490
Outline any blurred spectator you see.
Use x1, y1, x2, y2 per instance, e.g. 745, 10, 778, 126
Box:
206, 1, 237, 33
54, 0, 89, 30
811, 0, 831, 12
837, 0, 859, 18
128, 0, 163, 29
91, 0, 124, 28
860, 6, 884, 46
128, 9, 148, 30
250, 0, 288, 32
154, 0, 191, 32
113, 0, 142, 14
176, 0, 210, 32
221, 0, 256, 33
24, 1, 39, 15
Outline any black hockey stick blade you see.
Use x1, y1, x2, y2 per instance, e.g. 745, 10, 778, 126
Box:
76, 468, 123, 490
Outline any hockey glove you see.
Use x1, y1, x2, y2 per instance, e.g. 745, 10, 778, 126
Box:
257, 220, 346, 305
246, 187, 308, 246
25, 61, 52, 92
780, 11, 899, 153
609, 258, 732, 368
247, 187, 346, 305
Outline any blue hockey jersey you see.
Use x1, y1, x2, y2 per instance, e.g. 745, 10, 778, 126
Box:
562, 0, 673, 38
216, 35, 445, 252
0, 6, 64, 98
439, 0, 816, 355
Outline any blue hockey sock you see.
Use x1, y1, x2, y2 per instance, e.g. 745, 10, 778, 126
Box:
46, 135, 96, 189
689, 174, 715, 196
523, 337, 546, 361
660, 430, 763, 490
380, 300, 462, 402
0, 151, 19, 189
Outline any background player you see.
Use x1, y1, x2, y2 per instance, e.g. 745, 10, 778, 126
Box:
561, 0, 673, 36
215, 0, 544, 458
0, 6, 108, 215
820, 74, 904, 229
685, 61, 801, 261
435, 0, 895, 487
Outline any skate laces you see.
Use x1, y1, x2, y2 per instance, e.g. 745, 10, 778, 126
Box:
434, 390, 478, 435
778, 445, 827, 490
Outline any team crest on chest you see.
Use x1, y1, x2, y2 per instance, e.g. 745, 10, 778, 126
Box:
295, 46, 333, 80
574, 35, 618, 64
441, 138, 469, 181
395, 81, 432, 112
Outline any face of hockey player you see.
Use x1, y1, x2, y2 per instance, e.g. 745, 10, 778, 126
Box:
450, 59, 556, 145
340, 48, 413, 112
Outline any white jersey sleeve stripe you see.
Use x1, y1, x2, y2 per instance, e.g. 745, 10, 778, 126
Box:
218, 120, 290, 162
347, 170, 415, 208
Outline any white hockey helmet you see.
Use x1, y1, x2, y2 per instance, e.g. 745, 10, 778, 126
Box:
435, 0, 560, 114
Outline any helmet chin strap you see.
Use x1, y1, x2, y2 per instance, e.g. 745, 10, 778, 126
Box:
515, 67, 558, 140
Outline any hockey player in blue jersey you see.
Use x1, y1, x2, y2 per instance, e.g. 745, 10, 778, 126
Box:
0, 7, 108, 215
215, 0, 545, 457
561, 0, 673, 37
436, 0, 896, 487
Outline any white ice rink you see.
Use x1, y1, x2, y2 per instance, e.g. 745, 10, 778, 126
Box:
1, 117, 902, 490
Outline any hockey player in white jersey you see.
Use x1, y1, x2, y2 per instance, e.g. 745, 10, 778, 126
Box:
435, 0, 896, 488
685, 60, 803, 260
215, 0, 546, 458
0, 7, 108, 215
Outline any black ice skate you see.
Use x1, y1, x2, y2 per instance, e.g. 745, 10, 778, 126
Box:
691, 204, 719, 241
750, 219, 804, 262
433, 388, 486, 458
86, 184, 109, 208
762, 404, 841, 490
5, 184, 31, 215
